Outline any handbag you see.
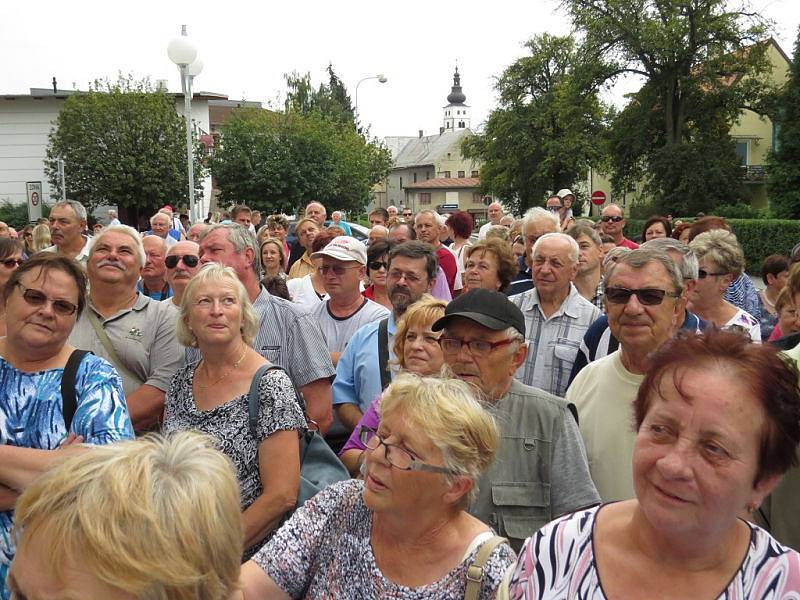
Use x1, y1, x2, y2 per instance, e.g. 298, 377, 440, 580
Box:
465, 536, 509, 600
247, 363, 350, 507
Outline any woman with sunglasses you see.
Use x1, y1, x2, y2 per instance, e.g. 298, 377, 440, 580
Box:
239, 373, 515, 599
362, 240, 393, 310
0, 239, 23, 336
0, 253, 134, 595
688, 229, 760, 342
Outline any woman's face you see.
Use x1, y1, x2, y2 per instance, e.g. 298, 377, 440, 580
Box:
297, 223, 318, 251
402, 323, 444, 375
5, 267, 80, 353
261, 243, 282, 273
768, 269, 789, 293
678, 228, 691, 244
633, 366, 777, 539
0, 250, 23, 288
368, 254, 388, 288
269, 225, 286, 241
778, 295, 800, 336
463, 250, 502, 292
645, 222, 668, 241
690, 259, 729, 305
187, 280, 243, 347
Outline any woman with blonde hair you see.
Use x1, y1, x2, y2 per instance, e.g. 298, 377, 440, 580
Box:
8, 432, 243, 599
260, 238, 287, 282
31, 223, 51, 252
163, 263, 306, 559
240, 373, 515, 598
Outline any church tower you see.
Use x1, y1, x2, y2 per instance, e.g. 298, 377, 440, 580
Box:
442, 66, 470, 131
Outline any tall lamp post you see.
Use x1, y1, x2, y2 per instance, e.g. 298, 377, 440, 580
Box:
354, 73, 387, 128
167, 25, 203, 223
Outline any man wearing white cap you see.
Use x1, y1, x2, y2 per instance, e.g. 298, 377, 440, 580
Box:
310, 236, 390, 367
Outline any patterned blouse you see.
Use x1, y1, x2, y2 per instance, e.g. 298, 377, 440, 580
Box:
253, 479, 516, 599
508, 506, 800, 599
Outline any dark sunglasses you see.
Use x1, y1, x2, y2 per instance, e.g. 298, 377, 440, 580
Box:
605, 286, 681, 306
697, 268, 727, 279
1, 258, 23, 268
369, 260, 388, 271
601, 215, 624, 223
16, 283, 78, 316
164, 254, 200, 269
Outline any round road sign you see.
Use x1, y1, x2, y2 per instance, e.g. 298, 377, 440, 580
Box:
591, 190, 607, 205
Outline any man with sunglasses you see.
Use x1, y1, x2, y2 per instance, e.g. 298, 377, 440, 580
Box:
432, 289, 599, 550
163, 241, 201, 308
566, 247, 686, 502
599, 204, 638, 249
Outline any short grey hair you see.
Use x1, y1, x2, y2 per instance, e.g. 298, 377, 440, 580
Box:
643, 237, 699, 280
415, 209, 440, 226
605, 247, 684, 296
503, 326, 526, 344
52, 200, 87, 222
201, 223, 261, 274
107, 209, 117, 218
89, 224, 146, 267
150, 212, 171, 226
522, 206, 560, 232
689, 229, 746, 279
565, 223, 601, 247
532, 232, 580, 264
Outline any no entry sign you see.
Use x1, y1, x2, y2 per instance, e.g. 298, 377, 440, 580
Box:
591, 190, 607, 205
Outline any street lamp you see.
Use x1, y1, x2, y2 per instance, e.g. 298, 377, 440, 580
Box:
354, 73, 387, 126
168, 25, 203, 223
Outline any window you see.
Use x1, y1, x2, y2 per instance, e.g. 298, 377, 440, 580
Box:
735, 140, 749, 166
471, 170, 479, 177
446, 122, 451, 128
420, 193, 432, 205
400, 177, 403, 189
458, 171, 465, 178
458, 121, 465, 128
413, 172, 417, 183
442, 171, 451, 178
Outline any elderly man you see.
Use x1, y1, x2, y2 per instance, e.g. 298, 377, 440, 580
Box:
107, 209, 121, 227
148, 212, 178, 249
567, 247, 686, 501
509, 233, 600, 397
566, 223, 604, 308
387, 205, 398, 218
68, 225, 183, 431
330, 211, 352, 235
432, 289, 599, 550
600, 203, 638, 249
507, 207, 560, 296
478, 201, 504, 238
187, 222, 207, 242
138, 236, 171, 300
46, 200, 92, 265
414, 209, 458, 296
388, 221, 414, 244
198, 223, 336, 432
287, 201, 327, 272
164, 240, 201, 308
333, 241, 436, 431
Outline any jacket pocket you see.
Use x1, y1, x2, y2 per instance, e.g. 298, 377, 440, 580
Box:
492, 482, 552, 542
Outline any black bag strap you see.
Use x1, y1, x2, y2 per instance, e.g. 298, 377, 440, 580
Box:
377, 317, 391, 390
61, 349, 90, 431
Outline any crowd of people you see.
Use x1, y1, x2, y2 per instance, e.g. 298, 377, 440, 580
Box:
1, 194, 799, 599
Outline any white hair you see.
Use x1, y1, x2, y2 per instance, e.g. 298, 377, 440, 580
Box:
532, 232, 579, 264
522, 206, 560, 232
90, 224, 146, 267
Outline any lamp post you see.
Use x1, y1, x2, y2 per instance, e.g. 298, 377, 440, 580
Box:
168, 25, 203, 223
354, 73, 387, 127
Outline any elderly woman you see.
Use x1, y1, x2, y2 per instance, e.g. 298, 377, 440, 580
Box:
240, 373, 516, 598
260, 238, 288, 282
463, 237, 518, 294
642, 215, 672, 241
163, 263, 306, 559
0, 253, 133, 595
0, 238, 23, 336
339, 295, 447, 474
287, 218, 320, 279
362, 240, 393, 310
8, 432, 242, 599
688, 229, 760, 341
507, 330, 800, 598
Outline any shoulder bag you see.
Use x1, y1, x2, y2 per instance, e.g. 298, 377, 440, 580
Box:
86, 311, 144, 387
465, 535, 509, 600
61, 349, 90, 431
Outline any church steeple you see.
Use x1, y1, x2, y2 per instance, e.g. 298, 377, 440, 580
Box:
443, 65, 470, 132
447, 67, 467, 104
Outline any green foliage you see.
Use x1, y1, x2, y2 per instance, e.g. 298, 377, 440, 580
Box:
284, 64, 356, 127
209, 108, 391, 216
0, 201, 50, 229
45, 75, 201, 219
461, 34, 609, 215
712, 203, 769, 219
767, 27, 800, 218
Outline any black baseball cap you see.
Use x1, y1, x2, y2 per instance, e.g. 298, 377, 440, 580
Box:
432, 289, 526, 336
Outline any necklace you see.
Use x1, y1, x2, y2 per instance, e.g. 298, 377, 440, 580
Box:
195, 345, 248, 390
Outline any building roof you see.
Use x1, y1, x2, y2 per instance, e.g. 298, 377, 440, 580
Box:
404, 177, 480, 189
392, 129, 472, 169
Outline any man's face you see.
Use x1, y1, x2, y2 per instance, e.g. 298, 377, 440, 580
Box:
320, 257, 364, 298
305, 202, 326, 225
49, 205, 85, 248
414, 213, 439, 245
487, 203, 503, 224
165, 241, 201, 290
199, 228, 253, 279
546, 197, 562, 214
523, 218, 557, 266
187, 223, 207, 242
402, 209, 413, 221
141, 237, 167, 280
532, 237, 578, 298
386, 255, 432, 313
88, 231, 142, 288
389, 225, 412, 244
575, 233, 602, 275
601, 206, 626, 237
234, 211, 251, 228
605, 262, 685, 356
369, 214, 387, 227
442, 318, 525, 400
150, 216, 171, 238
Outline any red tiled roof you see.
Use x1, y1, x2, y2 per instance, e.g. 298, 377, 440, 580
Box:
404, 177, 480, 189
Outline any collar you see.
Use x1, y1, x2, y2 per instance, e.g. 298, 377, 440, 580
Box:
89, 291, 149, 321
518, 283, 584, 318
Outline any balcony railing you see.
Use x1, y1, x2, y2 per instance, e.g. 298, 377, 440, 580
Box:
740, 165, 767, 182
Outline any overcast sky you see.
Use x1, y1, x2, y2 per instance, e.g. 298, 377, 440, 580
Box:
2, 0, 798, 140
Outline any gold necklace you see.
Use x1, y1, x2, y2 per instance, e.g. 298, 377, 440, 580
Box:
195, 345, 248, 390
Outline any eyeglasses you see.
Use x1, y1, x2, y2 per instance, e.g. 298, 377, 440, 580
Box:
605, 287, 681, 306
546, 206, 561, 213
601, 215, 624, 223
359, 427, 456, 474
403, 212, 413, 217
697, 269, 727, 279
387, 269, 423, 284
16, 283, 78, 316
439, 336, 516, 355
318, 264, 361, 276
164, 254, 200, 269
369, 260, 388, 271
1, 258, 22, 268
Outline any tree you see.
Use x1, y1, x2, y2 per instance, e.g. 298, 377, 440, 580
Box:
461, 34, 609, 214
565, 0, 776, 213
767, 27, 800, 218
45, 75, 201, 222
284, 64, 356, 127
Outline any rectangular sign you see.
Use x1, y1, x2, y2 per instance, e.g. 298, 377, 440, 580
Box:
26, 181, 43, 222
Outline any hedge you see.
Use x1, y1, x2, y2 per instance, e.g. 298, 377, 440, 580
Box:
625, 218, 800, 274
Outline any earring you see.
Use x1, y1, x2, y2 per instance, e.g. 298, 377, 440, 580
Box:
745, 502, 757, 514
